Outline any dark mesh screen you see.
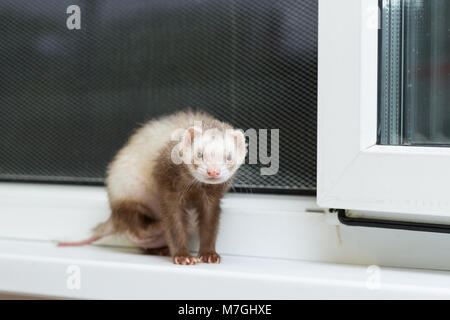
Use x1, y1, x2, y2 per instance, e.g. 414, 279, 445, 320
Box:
0, 0, 317, 194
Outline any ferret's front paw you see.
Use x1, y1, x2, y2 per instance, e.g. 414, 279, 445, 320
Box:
197, 252, 221, 264
173, 255, 197, 265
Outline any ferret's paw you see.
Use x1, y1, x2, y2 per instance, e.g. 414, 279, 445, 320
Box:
173, 255, 197, 265
197, 252, 221, 264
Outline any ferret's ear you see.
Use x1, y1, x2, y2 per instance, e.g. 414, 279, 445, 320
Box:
184, 126, 202, 146
230, 129, 245, 148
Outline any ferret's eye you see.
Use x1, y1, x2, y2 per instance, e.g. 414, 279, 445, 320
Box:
226, 154, 232, 162
197, 152, 203, 159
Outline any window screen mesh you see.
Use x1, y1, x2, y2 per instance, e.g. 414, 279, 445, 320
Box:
0, 0, 317, 194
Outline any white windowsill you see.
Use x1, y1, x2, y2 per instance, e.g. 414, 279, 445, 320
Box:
1, 238, 450, 299
3, 182, 450, 298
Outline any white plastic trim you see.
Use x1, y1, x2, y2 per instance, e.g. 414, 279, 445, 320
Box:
1, 239, 450, 299
318, 0, 450, 217
3, 183, 450, 272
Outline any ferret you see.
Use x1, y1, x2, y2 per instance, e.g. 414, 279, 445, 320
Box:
58, 110, 247, 265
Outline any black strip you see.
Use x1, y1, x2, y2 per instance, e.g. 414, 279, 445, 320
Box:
0, 177, 104, 186
0, 300, 417, 316
336, 209, 450, 234
230, 187, 316, 196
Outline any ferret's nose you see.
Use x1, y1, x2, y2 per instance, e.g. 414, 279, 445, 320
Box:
207, 167, 221, 177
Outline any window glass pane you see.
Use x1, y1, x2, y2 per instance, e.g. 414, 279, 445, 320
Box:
379, 0, 450, 146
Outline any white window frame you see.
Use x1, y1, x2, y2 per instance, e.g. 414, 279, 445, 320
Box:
0, 182, 323, 260
318, 0, 450, 218
3, 1, 450, 298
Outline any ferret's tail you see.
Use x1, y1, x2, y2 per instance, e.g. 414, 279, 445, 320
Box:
57, 219, 115, 247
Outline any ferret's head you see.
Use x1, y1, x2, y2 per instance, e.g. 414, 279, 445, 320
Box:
177, 126, 246, 185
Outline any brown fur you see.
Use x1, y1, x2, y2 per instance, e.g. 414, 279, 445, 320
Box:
109, 200, 163, 239
152, 141, 230, 263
